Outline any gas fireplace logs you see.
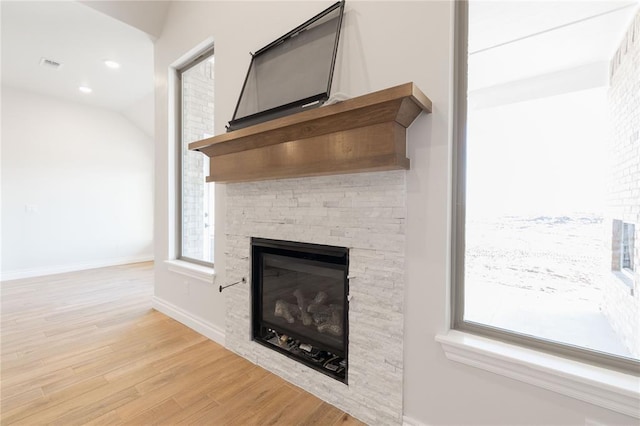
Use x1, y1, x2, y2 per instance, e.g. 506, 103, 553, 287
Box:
274, 290, 343, 337
274, 300, 296, 323
293, 289, 313, 326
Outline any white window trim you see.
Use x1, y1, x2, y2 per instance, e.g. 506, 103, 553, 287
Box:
165, 259, 215, 283
436, 331, 640, 419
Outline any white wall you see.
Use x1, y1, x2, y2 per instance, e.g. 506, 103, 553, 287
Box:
1, 86, 154, 280
154, 2, 636, 424
121, 92, 154, 139
80, 0, 169, 40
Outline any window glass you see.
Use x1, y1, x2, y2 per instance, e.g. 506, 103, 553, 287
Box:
458, 2, 639, 367
180, 53, 215, 265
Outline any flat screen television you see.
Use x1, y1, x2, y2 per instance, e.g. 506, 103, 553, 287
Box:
227, 1, 345, 132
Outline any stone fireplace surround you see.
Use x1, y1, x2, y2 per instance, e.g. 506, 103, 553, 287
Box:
224, 170, 406, 425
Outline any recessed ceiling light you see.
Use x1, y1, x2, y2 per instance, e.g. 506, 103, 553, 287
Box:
79, 86, 92, 94
104, 60, 120, 69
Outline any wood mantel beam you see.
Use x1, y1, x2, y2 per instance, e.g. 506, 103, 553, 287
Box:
189, 82, 432, 183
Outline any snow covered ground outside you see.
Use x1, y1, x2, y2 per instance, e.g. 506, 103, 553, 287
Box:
465, 214, 633, 359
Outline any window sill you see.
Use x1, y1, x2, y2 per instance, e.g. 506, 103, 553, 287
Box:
165, 259, 215, 283
435, 330, 640, 418
612, 270, 636, 294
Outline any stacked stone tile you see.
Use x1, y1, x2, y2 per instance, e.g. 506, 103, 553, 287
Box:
224, 171, 406, 425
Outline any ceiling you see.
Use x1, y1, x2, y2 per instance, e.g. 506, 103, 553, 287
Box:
1, 1, 154, 112
469, 0, 640, 91
1, 1, 638, 112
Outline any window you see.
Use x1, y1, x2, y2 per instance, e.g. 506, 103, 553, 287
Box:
178, 49, 215, 266
622, 222, 635, 271
453, 1, 639, 373
613, 219, 636, 274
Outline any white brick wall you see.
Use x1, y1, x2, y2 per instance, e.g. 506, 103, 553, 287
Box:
182, 58, 214, 260
224, 171, 406, 425
604, 11, 640, 358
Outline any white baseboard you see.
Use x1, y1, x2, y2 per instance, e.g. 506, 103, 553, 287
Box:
403, 415, 428, 426
0, 255, 154, 281
152, 296, 225, 346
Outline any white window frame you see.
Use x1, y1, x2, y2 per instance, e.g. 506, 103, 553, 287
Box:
439, 1, 639, 418
177, 47, 215, 269
622, 222, 635, 271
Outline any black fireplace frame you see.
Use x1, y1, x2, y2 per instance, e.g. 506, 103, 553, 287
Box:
251, 237, 349, 383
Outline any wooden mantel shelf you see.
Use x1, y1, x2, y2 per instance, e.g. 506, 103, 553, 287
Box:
189, 82, 432, 183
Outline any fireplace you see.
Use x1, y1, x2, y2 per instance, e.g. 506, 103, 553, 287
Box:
193, 82, 423, 422
251, 237, 349, 382
223, 171, 407, 423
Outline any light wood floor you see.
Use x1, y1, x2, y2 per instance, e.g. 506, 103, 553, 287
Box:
0, 262, 364, 425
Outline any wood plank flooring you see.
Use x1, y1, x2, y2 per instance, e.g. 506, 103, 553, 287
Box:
0, 262, 365, 425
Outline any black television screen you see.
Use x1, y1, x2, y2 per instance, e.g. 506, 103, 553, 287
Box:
227, 1, 345, 132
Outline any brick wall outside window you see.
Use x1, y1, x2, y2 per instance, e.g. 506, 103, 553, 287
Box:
182, 59, 214, 262
604, 12, 640, 358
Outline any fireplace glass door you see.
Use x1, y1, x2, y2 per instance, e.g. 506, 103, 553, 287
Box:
252, 238, 348, 382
